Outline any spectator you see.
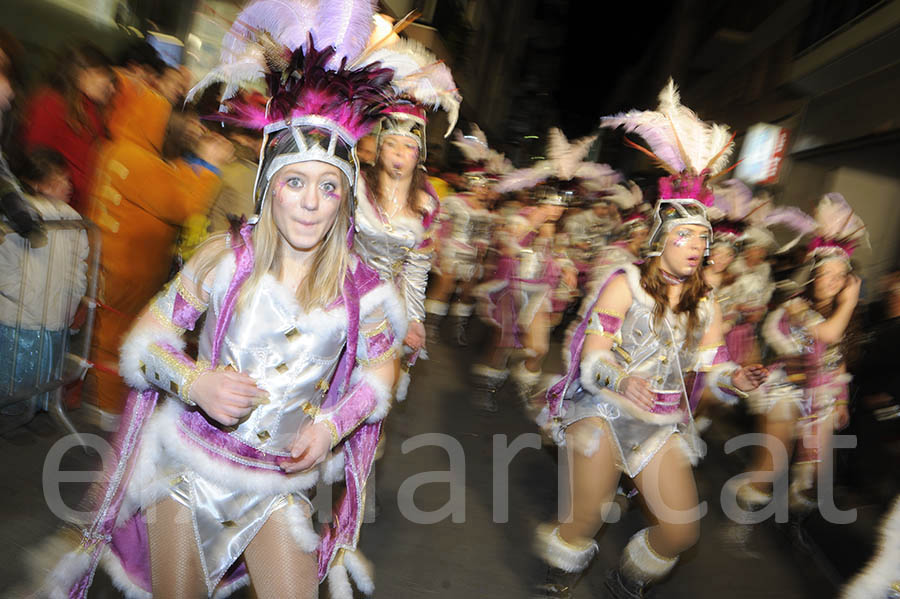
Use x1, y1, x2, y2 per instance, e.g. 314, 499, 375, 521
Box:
22, 43, 116, 216
87, 108, 231, 426
0, 149, 88, 415
0, 30, 42, 237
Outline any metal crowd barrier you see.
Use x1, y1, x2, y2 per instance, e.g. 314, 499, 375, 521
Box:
0, 218, 100, 445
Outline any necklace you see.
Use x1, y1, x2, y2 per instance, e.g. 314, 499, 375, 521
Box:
660, 269, 686, 285
375, 185, 406, 232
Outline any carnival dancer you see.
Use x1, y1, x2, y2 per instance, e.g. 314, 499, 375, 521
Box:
731, 193, 863, 514
39, 3, 434, 597
590, 181, 649, 273
353, 37, 460, 398
564, 196, 618, 290
532, 81, 767, 599
473, 128, 618, 410
425, 124, 509, 345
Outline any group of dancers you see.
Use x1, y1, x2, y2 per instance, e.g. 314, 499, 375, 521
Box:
35, 1, 892, 598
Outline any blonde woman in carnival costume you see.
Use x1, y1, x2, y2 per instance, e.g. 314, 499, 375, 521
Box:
36, 2, 460, 597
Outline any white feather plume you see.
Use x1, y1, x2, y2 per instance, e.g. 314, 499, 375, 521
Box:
358, 37, 461, 136
187, 0, 318, 102
815, 193, 867, 242
546, 128, 597, 180
495, 128, 618, 192
605, 181, 643, 210
601, 78, 734, 176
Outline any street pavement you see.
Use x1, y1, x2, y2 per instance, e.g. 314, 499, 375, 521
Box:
0, 327, 860, 598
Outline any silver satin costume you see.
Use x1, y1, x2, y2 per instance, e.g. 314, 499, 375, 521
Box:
564, 209, 616, 266
354, 178, 437, 325
124, 255, 397, 593
557, 264, 711, 477
438, 192, 495, 281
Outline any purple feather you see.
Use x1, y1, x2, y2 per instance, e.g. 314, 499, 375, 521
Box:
601, 111, 686, 173
763, 206, 817, 235
314, 0, 376, 67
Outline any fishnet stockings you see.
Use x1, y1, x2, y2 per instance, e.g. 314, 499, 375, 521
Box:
244, 507, 319, 599
147, 497, 206, 598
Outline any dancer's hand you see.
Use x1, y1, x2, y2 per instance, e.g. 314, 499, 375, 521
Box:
618, 376, 655, 411
282, 422, 332, 473
834, 404, 850, 430
191, 368, 268, 426
733, 364, 768, 391
839, 275, 861, 307
405, 320, 426, 350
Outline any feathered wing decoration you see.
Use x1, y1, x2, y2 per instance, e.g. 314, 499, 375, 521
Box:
187, 0, 318, 102
357, 37, 461, 135
574, 162, 621, 192
495, 165, 551, 193
712, 179, 753, 221
313, 0, 377, 67
452, 124, 513, 175
815, 193, 867, 243
546, 128, 597, 181
496, 128, 619, 193
600, 79, 735, 177
605, 181, 643, 210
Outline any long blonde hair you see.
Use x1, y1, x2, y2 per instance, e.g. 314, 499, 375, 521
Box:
194, 173, 352, 312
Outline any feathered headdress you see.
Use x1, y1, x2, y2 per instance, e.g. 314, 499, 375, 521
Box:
606, 181, 649, 237
188, 1, 461, 208
808, 192, 868, 265
451, 123, 513, 188
359, 35, 461, 162
495, 128, 620, 206
600, 79, 736, 256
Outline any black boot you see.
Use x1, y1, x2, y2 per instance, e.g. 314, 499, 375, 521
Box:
532, 566, 581, 599
471, 365, 506, 413
424, 312, 442, 345
603, 568, 644, 599
451, 314, 469, 346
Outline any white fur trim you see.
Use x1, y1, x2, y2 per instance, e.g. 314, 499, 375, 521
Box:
707, 361, 744, 405
472, 364, 507, 380
282, 500, 320, 552
512, 361, 541, 386
395, 369, 411, 402
121, 401, 320, 522
118, 324, 186, 390
362, 281, 409, 344
38, 542, 93, 599
424, 299, 449, 316
841, 496, 900, 599
343, 549, 375, 595
535, 524, 597, 573
350, 367, 392, 424
763, 307, 803, 357
100, 547, 152, 599
327, 564, 354, 599
449, 301, 474, 317
321, 449, 346, 484
621, 528, 678, 584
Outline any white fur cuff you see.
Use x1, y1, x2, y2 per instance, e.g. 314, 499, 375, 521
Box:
118, 323, 186, 390
535, 524, 598, 573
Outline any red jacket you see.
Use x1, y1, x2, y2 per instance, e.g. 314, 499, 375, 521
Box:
23, 88, 107, 216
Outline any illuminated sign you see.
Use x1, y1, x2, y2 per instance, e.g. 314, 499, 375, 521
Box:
735, 123, 790, 185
